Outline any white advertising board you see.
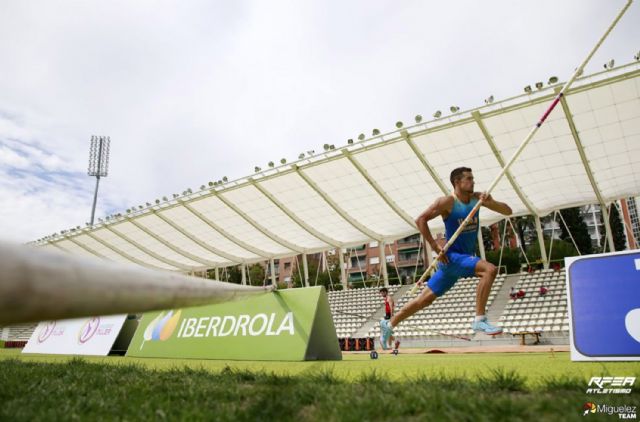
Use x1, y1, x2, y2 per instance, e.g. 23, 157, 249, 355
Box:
23, 315, 127, 356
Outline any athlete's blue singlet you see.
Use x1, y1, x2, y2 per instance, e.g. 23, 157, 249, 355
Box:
443, 195, 479, 254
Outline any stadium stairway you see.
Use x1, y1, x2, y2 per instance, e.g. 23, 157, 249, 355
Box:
350, 285, 412, 338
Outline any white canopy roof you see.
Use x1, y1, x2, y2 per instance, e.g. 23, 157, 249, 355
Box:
38, 62, 640, 271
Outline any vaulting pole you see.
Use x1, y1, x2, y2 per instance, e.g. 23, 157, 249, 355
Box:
411, 0, 633, 295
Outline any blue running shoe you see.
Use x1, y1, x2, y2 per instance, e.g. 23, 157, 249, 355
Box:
379, 335, 388, 350
380, 318, 394, 346
472, 317, 503, 335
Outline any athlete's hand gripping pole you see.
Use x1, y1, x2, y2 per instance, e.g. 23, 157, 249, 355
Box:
409, 0, 633, 296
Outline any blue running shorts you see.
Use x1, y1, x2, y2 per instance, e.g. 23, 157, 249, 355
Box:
427, 252, 480, 297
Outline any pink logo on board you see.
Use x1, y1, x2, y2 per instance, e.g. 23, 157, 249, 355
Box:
78, 317, 101, 344
37, 321, 56, 343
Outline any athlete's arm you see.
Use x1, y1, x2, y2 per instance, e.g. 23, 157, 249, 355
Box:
415, 196, 453, 264
390, 296, 395, 315
475, 192, 512, 216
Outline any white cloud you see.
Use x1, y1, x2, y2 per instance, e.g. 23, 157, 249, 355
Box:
0, 0, 638, 242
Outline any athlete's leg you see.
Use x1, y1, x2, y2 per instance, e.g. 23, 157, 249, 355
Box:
390, 287, 437, 327
472, 259, 502, 335
381, 266, 456, 344
474, 260, 498, 315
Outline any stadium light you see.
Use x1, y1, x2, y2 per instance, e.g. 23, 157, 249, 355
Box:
433, 111, 441, 118
357, 133, 365, 141
548, 76, 559, 85
449, 106, 459, 113
87, 135, 111, 227
524, 85, 532, 94
635, 51, 640, 61
415, 114, 423, 123
484, 95, 494, 104
535, 82, 544, 90
604, 59, 615, 69
372, 128, 380, 136
395, 121, 403, 129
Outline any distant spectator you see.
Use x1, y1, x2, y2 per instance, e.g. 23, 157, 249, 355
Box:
539, 285, 548, 296
509, 287, 517, 300
379, 288, 400, 352
516, 289, 526, 299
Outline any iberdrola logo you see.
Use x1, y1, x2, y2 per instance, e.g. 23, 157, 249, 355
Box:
139, 310, 181, 350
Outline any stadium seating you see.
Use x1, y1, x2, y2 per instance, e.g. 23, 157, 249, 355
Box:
367, 275, 505, 339
327, 286, 400, 338
0, 323, 37, 345
498, 269, 569, 336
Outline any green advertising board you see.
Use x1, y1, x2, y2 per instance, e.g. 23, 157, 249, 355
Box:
127, 286, 341, 361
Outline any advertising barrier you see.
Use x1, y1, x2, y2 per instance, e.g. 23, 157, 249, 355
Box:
127, 286, 341, 361
23, 314, 128, 356
566, 250, 640, 361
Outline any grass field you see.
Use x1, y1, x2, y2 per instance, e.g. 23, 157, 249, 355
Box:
1, 348, 638, 421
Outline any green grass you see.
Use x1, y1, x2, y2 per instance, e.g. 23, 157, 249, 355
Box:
1, 349, 638, 421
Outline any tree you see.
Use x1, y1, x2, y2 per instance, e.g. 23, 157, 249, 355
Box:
225, 265, 242, 284
526, 237, 578, 267
481, 226, 494, 252
247, 263, 266, 286
512, 215, 535, 252
559, 207, 592, 255
485, 247, 521, 274
290, 254, 342, 290
601, 204, 627, 251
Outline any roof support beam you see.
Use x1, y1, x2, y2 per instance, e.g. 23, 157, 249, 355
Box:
534, 215, 549, 269
269, 258, 276, 286
556, 87, 615, 251
102, 226, 195, 271
215, 193, 305, 253
84, 232, 168, 271
342, 149, 416, 227
250, 179, 341, 247
471, 111, 540, 216
302, 253, 310, 287
477, 229, 486, 261
293, 165, 383, 241
180, 203, 271, 258
338, 248, 347, 289
64, 236, 108, 259
472, 110, 548, 267
49, 241, 71, 253
126, 217, 223, 268
401, 130, 450, 195
151, 210, 246, 264
379, 242, 389, 287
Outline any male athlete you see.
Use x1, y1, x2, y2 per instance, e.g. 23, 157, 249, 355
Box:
380, 167, 512, 343
379, 287, 400, 351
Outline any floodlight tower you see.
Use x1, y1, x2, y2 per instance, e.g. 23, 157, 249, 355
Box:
87, 136, 111, 226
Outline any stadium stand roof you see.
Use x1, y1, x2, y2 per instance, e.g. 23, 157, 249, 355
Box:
36, 62, 640, 271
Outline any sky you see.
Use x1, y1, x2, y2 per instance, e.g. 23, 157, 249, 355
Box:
0, 0, 638, 243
